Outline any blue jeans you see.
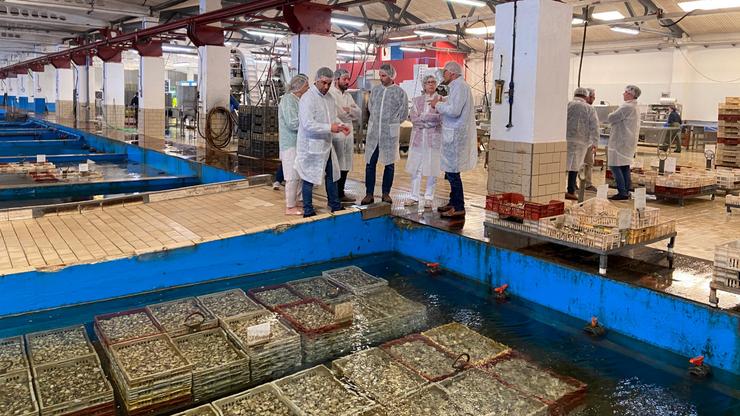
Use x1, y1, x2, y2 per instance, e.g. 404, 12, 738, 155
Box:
445, 172, 464, 211
610, 165, 631, 196
275, 163, 284, 183
567, 171, 578, 194
302, 157, 341, 216
365, 147, 394, 196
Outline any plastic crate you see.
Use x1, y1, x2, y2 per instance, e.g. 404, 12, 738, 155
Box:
213, 383, 303, 416
32, 354, 115, 416
247, 284, 303, 311
26, 325, 95, 368
381, 334, 463, 382
0, 335, 29, 375
276, 298, 352, 335
196, 288, 265, 322
625, 221, 676, 245
172, 403, 220, 416
0, 370, 39, 416
524, 200, 565, 221
566, 198, 620, 228
421, 322, 510, 367
172, 328, 250, 402
357, 288, 428, 340
323, 266, 389, 295
539, 215, 622, 250
383, 384, 470, 416
485, 193, 525, 215
486, 216, 540, 234
630, 207, 660, 229
94, 308, 163, 346
654, 185, 701, 196
715, 240, 740, 272
277, 299, 353, 365
147, 297, 219, 337
287, 276, 352, 304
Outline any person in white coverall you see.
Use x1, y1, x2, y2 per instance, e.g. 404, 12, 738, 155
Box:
294, 67, 351, 217
431, 61, 478, 218
607, 84, 641, 200
362, 63, 409, 205
329, 68, 361, 203
278, 74, 309, 215
405, 74, 442, 209
565, 87, 600, 200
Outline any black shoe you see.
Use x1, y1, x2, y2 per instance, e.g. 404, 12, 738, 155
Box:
331, 207, 345, 213
303, 211, 317, 218
608, 194, 630, 201
339, 195, 355, 203
361, 195, 374, 205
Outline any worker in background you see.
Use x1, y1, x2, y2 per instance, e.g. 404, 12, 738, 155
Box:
431, 61, 478, 218
295, 67, 350, 217
583, 88, 599, 192
230, 95, 239, 112
666, 104, 683, 153
329, 68, 361, 203
565, 87, 600, 200
130, 93, 139, 122
405, 74, 442, 209
362, 63, 408, 205
607, 85, 641, 201
278, 74, 309, 216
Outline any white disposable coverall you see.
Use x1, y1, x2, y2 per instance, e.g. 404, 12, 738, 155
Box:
329, 86, 361, 172
294, 84, 340, 186
365, 84, 409, 165
435, 77, 478, 173
566, 97, 600, 172
607, 100, 640, 167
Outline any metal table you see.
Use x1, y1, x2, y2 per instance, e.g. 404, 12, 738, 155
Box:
484, 221, 677, 275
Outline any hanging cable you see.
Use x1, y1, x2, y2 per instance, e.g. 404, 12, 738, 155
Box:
677, 47, 740, 83
659, 10, 694, 27
201, 106, 235, 149
577, 18, 588, 87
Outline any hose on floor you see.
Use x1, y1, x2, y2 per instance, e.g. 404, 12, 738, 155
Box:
198, 106, 235, 150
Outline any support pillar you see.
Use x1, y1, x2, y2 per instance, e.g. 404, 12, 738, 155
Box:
139, 56, 165, 139
6, 77, 17, 108
103, 62, 125, 128
75, 62, 91, 121
196, 0, 230, 140
488, 0, 571, 203
290, 34, 336, 81
42, 65, 58, 113
56, 68, 74, 119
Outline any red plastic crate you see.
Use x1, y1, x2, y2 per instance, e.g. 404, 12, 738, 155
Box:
654, 185, 701, 196
718, 137, 740, 145
486, 193, 526, 218
719, 114, 740, 122
524, 200, 564, 221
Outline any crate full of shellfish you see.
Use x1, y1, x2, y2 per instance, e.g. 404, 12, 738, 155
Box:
93, 308, 164, 347
213, 383, 304, 416
346, 296, 396, 346
107, 334, 193, 412
276, 298, 354, 364
173, 327, 250, 402
0, 369, 39, 416
147, 297, 219, 337
274, 365, 376, 416
323, 266, 389, 295
439, 368, 548, 416
331, 347, 426, 404
287, 275, 353, 305
196, 288, 265, 323
32, 354, 115, 416
480, 351, 587, 415
358, 287, 428, 340
375, 384, 470, 416
381, 334, 464, 382
247, 284, 304, 311
0, 335, 30, 375
25, 325, 96, 369
421, 322, 510, 367
172, 403, 220, 416
222, 309, 301, 383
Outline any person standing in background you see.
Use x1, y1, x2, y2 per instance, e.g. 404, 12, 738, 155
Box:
565, 87, 600, 200
329, 69, 361, 203
405, 74, 442, 209
607, 85, 641, 201
666, 104, 683, 153
583, 88, 599, 192
278, 74, 309, 215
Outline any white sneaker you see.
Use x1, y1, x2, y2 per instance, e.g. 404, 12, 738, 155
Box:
404, 199, 419, 207
424, 199, 433, 209
272, 181, 281, 190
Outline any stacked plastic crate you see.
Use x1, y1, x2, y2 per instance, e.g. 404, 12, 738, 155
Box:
709, 240, 740, 306
0, 335, 37, 416
718, 97, 740, 168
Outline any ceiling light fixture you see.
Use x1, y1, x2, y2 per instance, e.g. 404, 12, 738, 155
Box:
399, 47, 425, 52
610, 26, 639, 35
679, 0, 740, 11
446, 0, 486, 7
484, 39, 495, 44
246, 30, 285, 38
593, 11, 625, 21
414, 30, 447, 37
331, 18, 365, 27
465, 25, 495, 35
161, 45, 196, 53
389, 34, 418, 41
572, 18, 585, 25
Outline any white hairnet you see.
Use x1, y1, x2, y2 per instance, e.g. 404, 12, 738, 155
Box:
422, 74, 437, 85
443, 61, 462, 75
334, 68, 349, 79
587, 88, 596, 97
315, 67, 334, 80
379, 63, 396, 79
625, 84, 641, 99
288, 74, 308, 93
574, 87, 589, 97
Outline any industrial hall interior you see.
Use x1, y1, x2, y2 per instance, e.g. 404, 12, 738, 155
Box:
1, 0, 740, 415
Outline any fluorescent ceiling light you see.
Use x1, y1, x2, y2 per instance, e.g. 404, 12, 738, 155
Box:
246, 30, 285, 38
465, 25, 495, 35
679, 0, 740, 11
389, 34, 417, 40
173, 62, 191, 67
337, 41, 371, 52
572, 18, 585, 25
331, 18, 365, 27
254, 59, 273, 64
337, 52, 374, 59
162, 45, 196, 53
400, 47, 425, 52
447, 0, 486, 7
610, 26, 639, 35
593, 11, 625, 21
414, 30, 447, 37
484, 39, 495, 44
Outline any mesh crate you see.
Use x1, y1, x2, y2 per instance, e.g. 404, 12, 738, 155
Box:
625, 221, 676, 245
421, 322, 510, 367
539, 215, 622, 250
196, 288, 265, 322
358, 288, 428, 340
0, 335, 29, 375
654, 185, 701, 196
440, 369, 548, 416
125, 392, 193, 416
486, 217, 540, 234
566, 198, 621, 228
331, 347, 426, 404
713, 266, 740, 290
524, 200, 565, 221
173, 328, 250, 402
26, 325, 95, 368
94, 308, 163, 346
383, 384, 469, 416
346, 296, 395, 346
172, 403, 220, 416
481, 352, 587, 415
287, 276, 352, 304
223, 310, 301, 383
147, 297, 219, 337
247, 284, 303, 311
32, 354, 115, 416
381, 334, 462, 382
323, 266, 389, 295
630, 207, 660, 229
0, 370, 38, 416
275, 365, 376, 416
728, 194, 740, 205
485, 193, 525, 215
213, 383, 303, 416
715, 240, 740, 272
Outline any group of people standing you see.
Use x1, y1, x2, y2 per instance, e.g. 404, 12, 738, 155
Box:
278, 61, 477, 218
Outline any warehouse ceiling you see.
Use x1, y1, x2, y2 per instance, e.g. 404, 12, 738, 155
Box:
1, 0, 740, 58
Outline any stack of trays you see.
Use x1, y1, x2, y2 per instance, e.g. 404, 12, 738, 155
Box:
379, 384, 470, 416
359, 288, 428, 339
421, 322, 510, 366
0, 336, 37, 416
276, 298, 353, 364
147, 297, 219, 337
381, 335, 461, 382
213, 383, 303, 416
27, 325, 115, 416
108, 334, 193, 415
173, 328, 250, 402
0, 335, 29, 375
274, 365, 376, 416
346, 297, 394, 347
247, 284, 303, 311
93, 308, 164, 348
223, 310, 301, 383
196, 289, 265, 323
172, 403, 220, 416
323, 266, 388, 294
287, 276, 352, 305
331, 347, 426, 404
